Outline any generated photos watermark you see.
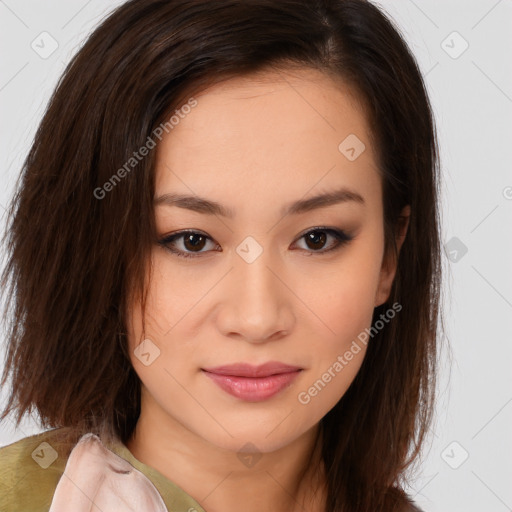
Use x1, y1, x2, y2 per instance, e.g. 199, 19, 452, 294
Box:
297, 301, 402, 405
93, 97, 198, 200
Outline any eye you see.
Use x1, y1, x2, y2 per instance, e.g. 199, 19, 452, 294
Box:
157, 227, 353, 259
158, 230, 219, 259
292, 227, 353, 255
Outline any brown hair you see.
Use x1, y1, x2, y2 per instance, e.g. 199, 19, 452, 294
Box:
1, 1, 443, 510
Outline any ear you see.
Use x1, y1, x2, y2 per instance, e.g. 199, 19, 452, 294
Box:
374, 205, 410, 307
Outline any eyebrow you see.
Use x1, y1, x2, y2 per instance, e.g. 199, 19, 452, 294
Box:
154, 186, 365, 219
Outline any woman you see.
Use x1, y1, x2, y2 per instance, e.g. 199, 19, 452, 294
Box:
0, 1, 442, 511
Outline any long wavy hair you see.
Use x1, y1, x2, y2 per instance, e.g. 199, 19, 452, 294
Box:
0, 1, 443, 510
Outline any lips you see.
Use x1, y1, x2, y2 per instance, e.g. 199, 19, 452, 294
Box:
201, 362, 303, 401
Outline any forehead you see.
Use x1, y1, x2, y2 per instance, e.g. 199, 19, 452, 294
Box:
154, 67, 381, 215
163, 67, 371, 146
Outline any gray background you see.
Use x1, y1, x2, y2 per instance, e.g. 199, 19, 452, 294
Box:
1, 1, 511, 511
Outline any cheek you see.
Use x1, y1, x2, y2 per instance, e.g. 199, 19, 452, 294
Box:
125, 251, 206, 383
300, 272, 374, 369
301, 244, 383, 342
294, 279, 374, 415
293, 236, 383, 405
128, 252, 205, 341
125, 283, 194, 419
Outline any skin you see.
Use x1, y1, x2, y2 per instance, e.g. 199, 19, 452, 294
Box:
125, 67, 409, 512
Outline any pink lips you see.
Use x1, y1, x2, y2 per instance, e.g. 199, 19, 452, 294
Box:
201, 362, 302, 402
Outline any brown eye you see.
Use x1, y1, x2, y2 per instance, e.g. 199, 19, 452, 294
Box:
182, 233, 207, 252
293, 228, 353, 255
158, 231, 218, 259
304, 230, 328, 251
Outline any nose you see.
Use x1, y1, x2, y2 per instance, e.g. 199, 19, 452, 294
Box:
215, 246, 295, 344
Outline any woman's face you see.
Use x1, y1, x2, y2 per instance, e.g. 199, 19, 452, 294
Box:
127, 67, 403, 454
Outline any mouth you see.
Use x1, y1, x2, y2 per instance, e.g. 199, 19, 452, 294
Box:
201, 362, 303, 402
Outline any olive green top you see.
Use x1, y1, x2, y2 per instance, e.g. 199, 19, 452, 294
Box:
0, 427, 207, 512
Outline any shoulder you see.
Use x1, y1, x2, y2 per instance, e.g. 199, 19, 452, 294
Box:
0, 428, 73, 512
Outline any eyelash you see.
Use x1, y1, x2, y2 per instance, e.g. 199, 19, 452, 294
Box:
157, 227, 353, 259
